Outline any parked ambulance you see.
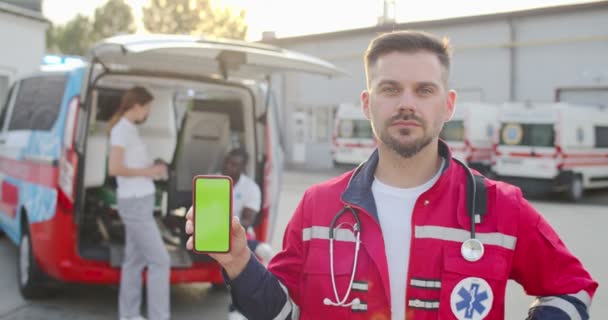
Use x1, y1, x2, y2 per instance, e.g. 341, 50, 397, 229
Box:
0, 34, 341, 298
440, 102, 498, 174
492, 102, 608, 201
331, 103, 375, 166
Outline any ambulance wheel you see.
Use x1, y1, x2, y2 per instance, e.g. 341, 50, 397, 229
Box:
566, 175, 584, 202
18, 223, 50, 299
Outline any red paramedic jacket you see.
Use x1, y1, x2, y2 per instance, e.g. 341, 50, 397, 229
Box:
226, 141, 597, 319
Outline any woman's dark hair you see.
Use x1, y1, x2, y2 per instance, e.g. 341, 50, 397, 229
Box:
107, 86, 153, 134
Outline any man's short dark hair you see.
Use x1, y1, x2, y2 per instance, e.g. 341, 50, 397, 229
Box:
364, 30, 452, 85
226, 148, 249, 164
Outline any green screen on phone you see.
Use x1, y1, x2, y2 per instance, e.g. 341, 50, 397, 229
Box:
194, 176, 231, 253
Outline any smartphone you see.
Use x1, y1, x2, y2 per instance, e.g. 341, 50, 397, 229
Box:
192, 175, 233, 253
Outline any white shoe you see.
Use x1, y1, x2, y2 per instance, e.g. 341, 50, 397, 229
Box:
254, 243, 274, 265
120, 316, 147, 320
228, 310, 247, 320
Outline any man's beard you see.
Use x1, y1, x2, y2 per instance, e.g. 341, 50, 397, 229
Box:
378, 114, 434, 158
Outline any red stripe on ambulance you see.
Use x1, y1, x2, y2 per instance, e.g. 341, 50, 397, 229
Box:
0, 156, 58, 188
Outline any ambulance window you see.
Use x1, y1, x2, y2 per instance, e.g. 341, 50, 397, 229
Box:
356, 120, 373, 138
339, 119, 373, 139
500, 123, 554, 147
440, 120, 464, 141
527, 124, 554, 147
595, 126, 608, 148
0, 75, 9, 108
8, 75, 67, 131
0, 83, 15, 130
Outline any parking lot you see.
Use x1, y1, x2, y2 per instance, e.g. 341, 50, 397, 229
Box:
1, 169, 606, 319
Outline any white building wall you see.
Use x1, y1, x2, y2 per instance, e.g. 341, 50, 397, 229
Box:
432, 21, 513, 103
515, 8, 608, 102
271, 3, 608, 169
0, 11, 48, 101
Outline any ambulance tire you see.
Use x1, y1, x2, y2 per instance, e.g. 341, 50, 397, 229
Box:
18, 222, 51, 299
566, 175, 584, 202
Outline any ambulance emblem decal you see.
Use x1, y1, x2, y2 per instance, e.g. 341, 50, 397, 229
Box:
450, 277, 493, 320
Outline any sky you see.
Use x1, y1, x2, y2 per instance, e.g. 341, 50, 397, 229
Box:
42, 0, 600, 41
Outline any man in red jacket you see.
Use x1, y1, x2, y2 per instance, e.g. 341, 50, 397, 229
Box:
186, 30, 597, 319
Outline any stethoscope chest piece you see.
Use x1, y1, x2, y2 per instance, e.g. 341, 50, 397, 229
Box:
461, 238, 484, 262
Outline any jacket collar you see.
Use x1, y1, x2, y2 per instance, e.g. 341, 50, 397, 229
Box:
341, 140, 452, 222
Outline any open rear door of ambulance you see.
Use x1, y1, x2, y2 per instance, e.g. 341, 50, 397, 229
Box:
88, 34, 343, 80
85, 34, 344, 244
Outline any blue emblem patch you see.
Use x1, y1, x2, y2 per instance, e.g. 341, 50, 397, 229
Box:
450, 277, 493, 320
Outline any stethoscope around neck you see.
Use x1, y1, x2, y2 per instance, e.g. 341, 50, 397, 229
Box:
323, 205, 362, 308
322, 158, 486, 308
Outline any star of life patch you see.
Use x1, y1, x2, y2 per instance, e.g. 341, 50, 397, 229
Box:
450, 277, 493, 320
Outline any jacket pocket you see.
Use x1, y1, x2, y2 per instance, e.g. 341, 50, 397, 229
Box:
300, 241, 366, 319
438, 245, 509, 320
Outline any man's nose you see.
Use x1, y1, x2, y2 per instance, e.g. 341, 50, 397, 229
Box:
395, 91, 417, 113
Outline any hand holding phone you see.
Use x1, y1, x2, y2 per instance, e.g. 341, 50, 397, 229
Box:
185, 210, 252, 279
192, 175, 233, 253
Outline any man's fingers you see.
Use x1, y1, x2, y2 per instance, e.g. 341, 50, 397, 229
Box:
231, 216, 244, 236
186, 236, 193, 250
186, 206, 193, 220
185, 220, 193, 235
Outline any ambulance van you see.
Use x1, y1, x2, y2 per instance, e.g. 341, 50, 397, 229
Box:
440, 102, 498, 174
492, 102, 608, 201
331, 103, 375, 166
0, 34, 341, 298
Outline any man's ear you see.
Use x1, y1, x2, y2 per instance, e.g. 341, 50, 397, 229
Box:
361, 90, 371, 120
445, 90, 457, 122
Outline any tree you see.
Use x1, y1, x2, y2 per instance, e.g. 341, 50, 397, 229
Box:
46, 25, 58, 53
46, 0, 136, 56
198, 5, 247, 40
143, 0, 248, 40
91, 0, 136, 41
143, 0, 202, 35
46, 14, 93, 56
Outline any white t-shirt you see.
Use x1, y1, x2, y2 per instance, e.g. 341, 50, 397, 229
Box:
110, 117, 155, 198
232, 173, 261, 219
371, 159, 444, 320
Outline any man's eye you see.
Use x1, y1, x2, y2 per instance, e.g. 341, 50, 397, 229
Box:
382, 87, 398, 93
418, 87, 434, 95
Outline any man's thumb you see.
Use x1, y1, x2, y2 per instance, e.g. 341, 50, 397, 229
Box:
231, 216, 244, 236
